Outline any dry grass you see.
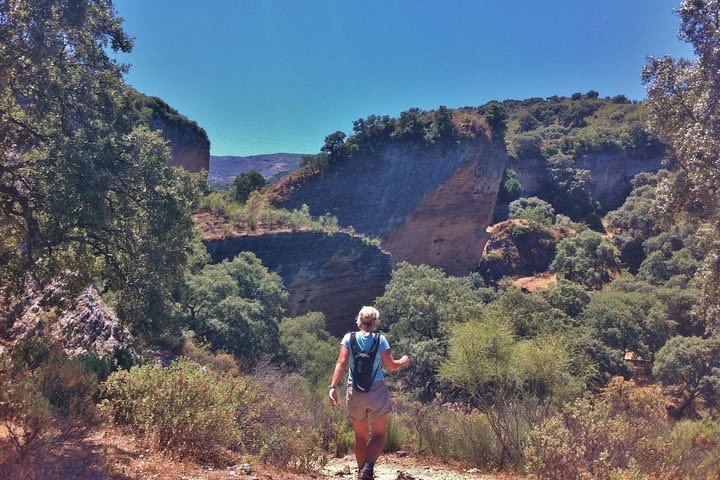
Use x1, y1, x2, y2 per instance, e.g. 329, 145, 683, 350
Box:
2, 425, 526, 480
512, 272, 558, 292
193, 210, 307, 241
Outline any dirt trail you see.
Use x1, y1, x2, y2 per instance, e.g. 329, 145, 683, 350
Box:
323, 453, 523, 480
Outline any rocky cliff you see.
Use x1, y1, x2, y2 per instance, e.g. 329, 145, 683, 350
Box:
204, 233, 392, 336
0, 284, 135, 362
143, 96, 210, 174
511, 153, 662, 209
278, 138, 508, 276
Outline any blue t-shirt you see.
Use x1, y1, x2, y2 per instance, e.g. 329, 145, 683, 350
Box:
341, 331, 390, 385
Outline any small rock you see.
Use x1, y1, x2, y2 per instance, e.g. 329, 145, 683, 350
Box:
395, 450, 409, 458
261, 475, 272, 480
465, 468, 480, 473
397, 472, 416, 480
240, 464, 253, 475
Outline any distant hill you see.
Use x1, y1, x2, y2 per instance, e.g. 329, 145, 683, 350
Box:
208, 153, 306, 186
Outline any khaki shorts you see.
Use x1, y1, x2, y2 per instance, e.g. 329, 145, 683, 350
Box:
346, 381, 393, 423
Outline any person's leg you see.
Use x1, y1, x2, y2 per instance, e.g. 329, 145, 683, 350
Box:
352, 418, 369, 470
366, 414, 387, 464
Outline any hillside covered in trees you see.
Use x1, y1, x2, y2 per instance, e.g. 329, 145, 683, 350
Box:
1, 1, 720, 479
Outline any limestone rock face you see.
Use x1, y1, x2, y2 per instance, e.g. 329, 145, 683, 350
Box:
0, 284, 135, 361
279, 138, 508, 276
204, 233, 392, 336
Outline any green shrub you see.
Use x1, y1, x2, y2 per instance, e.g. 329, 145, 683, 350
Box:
234, 366, 334, 470
509, 196, 556, 225
233, 169, 266, 204
100, 359, 240, 462
182, 252, 287, 364
499, 168, 523, 202
551, 230, 620, 289
669, 418, 720, 476
393, 400, 501, 468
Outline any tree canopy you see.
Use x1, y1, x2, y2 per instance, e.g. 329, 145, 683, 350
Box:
182, 252, 288, 364
643, 0, 720, 332
550, 230, 620, 289
0, 0, 202, 334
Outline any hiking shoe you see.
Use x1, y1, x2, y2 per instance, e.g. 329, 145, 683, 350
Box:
359, 466, 374, 480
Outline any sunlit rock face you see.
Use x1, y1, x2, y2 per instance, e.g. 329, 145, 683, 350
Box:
278, 137, 508, 276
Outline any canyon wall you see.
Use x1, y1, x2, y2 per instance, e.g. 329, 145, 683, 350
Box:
279, 138, 508, 276
511, 152, 663, 209
204, 233, 392, 336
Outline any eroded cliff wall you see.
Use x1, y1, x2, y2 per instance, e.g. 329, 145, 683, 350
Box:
204, 233, 392, 336
279, 138, 508, 276
143, 96, 210, 174
512, 153, 663, 209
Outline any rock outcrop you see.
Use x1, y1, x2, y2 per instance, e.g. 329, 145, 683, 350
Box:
0, 284, 135, 362
278, 138, 508, 276
204, 232, 392, 335
511, 152, 663, 209
478, 219, 560, 282
143, 96, 210, 174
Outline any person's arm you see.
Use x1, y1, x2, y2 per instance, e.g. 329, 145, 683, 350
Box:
381, 349, 410, 372
329, 345, 350, 406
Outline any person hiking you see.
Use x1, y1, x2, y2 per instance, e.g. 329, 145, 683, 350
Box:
329, 306, 410, 480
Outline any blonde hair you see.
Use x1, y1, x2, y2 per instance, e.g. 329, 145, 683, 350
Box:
356, 306, 379, 331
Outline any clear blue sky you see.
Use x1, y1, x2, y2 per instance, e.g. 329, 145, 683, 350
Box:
113, 0, 693, 156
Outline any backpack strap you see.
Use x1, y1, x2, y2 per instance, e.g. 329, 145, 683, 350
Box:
349, 332, 361, 356
369, 332, 381, 355
368, 333, 381, 382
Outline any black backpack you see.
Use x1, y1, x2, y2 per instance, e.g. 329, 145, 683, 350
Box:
349, 332, 381, 392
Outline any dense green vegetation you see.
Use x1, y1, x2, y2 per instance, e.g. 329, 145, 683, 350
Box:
181, 252, 288, 365
139, 95, 209, 141
501, 93, 663, 161
0, 0, 205, 336
2, 1, 720, 478
232, 169, 266, 203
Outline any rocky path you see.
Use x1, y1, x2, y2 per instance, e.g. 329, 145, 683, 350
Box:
322, 453, 523, 480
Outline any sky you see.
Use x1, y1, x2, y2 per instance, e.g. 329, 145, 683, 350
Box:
113, 0, 694, 157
